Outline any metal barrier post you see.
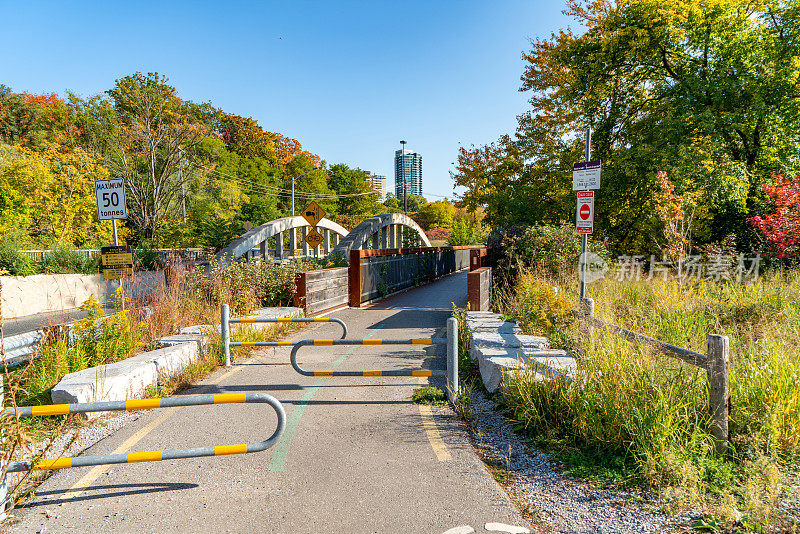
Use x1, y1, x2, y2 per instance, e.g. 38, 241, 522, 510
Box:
0, 375, 8, 521
446, 318, 459, 402
707, 334, 729, 453
2, 393, 285, 473
221, 304, 231, 368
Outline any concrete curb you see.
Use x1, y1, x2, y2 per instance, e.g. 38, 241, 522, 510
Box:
466, 311, 575, 393
50, 307, 302, 411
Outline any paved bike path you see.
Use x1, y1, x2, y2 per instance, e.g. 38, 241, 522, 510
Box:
9, 272, 529, 533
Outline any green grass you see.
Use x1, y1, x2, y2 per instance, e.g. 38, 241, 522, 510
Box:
412, 386, 447, 405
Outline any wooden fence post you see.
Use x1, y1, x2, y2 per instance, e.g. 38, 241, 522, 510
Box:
707, 334, 729, 453
580, 297, 594, 338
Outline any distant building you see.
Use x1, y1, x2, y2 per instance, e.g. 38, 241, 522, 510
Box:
395, 149, 422, 198
364, 171, 387, 203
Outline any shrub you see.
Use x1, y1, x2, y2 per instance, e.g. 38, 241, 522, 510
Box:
0, 227, 36, 276
426, 227, 452, 242
447, 219, 488, 246
42, 245, 99, 274
496, 274, 576, 348
489, 222, 609, 286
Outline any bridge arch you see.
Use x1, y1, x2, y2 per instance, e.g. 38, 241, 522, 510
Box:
215, 216, 349, 265
331, 213, 431, 258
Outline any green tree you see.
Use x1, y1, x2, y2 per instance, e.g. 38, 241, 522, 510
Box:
455, 0, 800, 254
0, 142, 116, 246
327, 163, 381, 217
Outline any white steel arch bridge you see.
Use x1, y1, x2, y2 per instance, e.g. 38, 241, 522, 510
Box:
214, 213, 431, 265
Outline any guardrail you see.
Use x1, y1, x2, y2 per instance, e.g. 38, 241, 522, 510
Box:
1, 315, 116, 369
20, 248, 210, 264
1, 330, 45, 368
0, 385, 285, 518
579, 297, 729, 452
220, 304, 348, 367
290, 318, 459, 401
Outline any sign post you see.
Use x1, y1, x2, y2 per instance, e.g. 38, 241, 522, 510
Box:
573, 127, 600, 300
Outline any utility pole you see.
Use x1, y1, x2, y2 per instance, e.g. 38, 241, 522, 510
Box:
400, 140, 407, 215
291, 167, 316, 216
579, 126, 591, 300
179, 149, 186, 223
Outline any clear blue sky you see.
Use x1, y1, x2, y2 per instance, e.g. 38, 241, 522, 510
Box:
0, 0, 572, 201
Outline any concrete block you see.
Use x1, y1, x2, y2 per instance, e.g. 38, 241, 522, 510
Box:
145, 342, 202, 379
180, 324, 218, 335
466, 312, 523, 335
470, 332, 549, 362
50, 353, 159, 407
250, 307, 303, 319
159, 333, 208, 354
471, 343, 575, 393
475, 347, 529, 393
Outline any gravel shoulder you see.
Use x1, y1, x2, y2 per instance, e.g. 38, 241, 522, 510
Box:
456, 388, 694, 534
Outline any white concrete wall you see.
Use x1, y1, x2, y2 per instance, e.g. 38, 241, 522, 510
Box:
0, 271, 165, 319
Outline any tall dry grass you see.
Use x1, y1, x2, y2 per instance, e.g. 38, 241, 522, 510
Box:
494, 270, 800, 529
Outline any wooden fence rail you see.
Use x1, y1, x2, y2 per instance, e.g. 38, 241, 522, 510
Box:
579, 297, 730, 453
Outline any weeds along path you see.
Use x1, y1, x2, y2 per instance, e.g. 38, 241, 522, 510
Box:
7, 271, 533, 534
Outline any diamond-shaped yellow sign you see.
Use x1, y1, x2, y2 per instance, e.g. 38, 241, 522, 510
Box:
301, 201, 325, 227
305, 228, 323, 248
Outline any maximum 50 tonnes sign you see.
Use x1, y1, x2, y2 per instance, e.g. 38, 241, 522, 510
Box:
95, 179, 127, 221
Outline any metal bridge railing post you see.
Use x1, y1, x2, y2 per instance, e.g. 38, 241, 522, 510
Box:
221, 304, 231, 368
446, 317, 459, 403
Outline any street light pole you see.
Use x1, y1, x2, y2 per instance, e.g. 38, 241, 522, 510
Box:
400, 140, 407, 215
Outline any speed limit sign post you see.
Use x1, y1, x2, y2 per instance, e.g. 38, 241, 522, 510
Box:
95, 179, 127, 246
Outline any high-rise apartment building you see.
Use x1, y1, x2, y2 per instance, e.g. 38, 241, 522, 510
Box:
364, 171, 387, 203
394, 149, 422, 198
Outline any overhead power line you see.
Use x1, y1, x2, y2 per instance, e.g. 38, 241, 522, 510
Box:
187, 161, 378, 199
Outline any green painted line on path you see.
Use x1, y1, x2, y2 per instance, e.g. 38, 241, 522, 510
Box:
268, 323, 382, 472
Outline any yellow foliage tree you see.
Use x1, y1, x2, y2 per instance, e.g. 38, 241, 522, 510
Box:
0, 141, 119, 246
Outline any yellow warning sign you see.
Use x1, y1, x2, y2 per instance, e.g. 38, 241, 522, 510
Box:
301, 201, 325, 227
305, 228, 323, 248
101, 252, 133, 266
103, 266, 133, 279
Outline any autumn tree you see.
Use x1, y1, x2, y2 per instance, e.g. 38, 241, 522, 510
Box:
75, 72, 218, 242
749, 174, 800, 258
0, 142, 115, 246
418, 199, 456, 230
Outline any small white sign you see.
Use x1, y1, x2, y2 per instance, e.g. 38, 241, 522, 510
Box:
573, 160, 601, 190
95, 179, 127, 221
576, 191, 594, 234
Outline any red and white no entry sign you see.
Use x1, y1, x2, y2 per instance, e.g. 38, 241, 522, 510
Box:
576, 191, 594, 234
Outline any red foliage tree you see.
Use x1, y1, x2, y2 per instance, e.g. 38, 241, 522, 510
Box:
749, 174, 800, 258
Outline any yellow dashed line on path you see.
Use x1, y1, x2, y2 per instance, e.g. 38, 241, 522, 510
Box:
70, 364, 245, 492
418, 377, 451, 461
70, 407, 179, 492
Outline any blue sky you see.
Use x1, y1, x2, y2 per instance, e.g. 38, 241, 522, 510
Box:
0, 1, 572, 200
